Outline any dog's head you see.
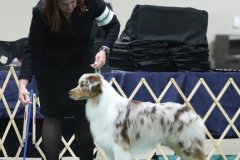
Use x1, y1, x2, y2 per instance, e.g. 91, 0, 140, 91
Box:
69, 73, 102, 100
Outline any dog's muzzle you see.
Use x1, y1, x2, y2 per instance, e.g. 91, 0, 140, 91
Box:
68, 90, 86, 100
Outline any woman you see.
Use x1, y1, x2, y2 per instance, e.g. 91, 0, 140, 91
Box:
18, 0, 120, 159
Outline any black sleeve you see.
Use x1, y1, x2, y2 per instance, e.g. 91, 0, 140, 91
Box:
92, 0, 120, 49
101, 15, 120, 49
19, 5, 46, 81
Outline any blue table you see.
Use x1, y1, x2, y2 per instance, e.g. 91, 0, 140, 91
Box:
1, 69, 240, 138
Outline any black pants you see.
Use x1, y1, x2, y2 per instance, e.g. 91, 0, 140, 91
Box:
42, 115, 94, 160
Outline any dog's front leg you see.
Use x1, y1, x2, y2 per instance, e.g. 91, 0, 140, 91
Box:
113, 144, 132, 160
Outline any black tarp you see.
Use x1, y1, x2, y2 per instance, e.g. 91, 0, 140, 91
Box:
109, 5, 210, 71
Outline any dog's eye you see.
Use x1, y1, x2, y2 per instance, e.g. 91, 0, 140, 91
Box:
80, 82, 87, 88
80, 84, 85, 87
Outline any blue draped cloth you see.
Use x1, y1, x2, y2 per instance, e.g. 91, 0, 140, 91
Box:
0, 69, 240, 138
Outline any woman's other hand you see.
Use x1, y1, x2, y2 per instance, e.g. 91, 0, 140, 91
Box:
18, 79, 31, 105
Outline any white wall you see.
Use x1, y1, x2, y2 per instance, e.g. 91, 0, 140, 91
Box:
0, 0, 37, 41
1, 0, 240, 60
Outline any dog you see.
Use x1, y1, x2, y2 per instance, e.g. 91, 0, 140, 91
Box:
69, 73, 206, 160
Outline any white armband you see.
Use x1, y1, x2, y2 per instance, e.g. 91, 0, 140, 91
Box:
95, 6, 114, 26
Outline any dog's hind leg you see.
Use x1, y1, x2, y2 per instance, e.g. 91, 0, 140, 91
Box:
178, 149, 205, 160
169, 142, 205, 160
113, 144, 132, 160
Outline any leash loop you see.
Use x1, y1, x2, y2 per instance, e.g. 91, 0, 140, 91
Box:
95, 68, 101, 74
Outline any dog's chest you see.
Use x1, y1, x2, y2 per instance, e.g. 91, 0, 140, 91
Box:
86, 103, 118, 143
88, 111, 117, 150
93, 124, 115, 150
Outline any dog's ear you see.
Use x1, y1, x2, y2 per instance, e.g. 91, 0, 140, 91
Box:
87, 74, 102, 95
87, 74, 101, 84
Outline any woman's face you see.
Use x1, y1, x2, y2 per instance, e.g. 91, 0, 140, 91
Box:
58, 0, 77, 14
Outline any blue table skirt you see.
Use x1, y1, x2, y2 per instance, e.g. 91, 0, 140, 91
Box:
1, 69, 240, 138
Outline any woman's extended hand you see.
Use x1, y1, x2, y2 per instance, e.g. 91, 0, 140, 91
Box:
18, 79, 31, 105
90, 50, 107, 69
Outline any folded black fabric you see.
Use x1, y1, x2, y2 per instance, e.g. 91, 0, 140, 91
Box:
111, 48, 129, 55
120, 5, 208, 45
0, 38, 27, 65
110, 5, 210, 72
108, 57, 135, 71
112, 39, 131, 50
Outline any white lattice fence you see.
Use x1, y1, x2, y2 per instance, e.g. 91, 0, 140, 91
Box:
0, 67, 239, 160
0, 67, 28, 160
108, 76, 240, 160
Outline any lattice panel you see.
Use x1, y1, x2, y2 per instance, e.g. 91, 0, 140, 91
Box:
0, 67, 27, 159
109, 77, 240, 160
0, 67, 239, 160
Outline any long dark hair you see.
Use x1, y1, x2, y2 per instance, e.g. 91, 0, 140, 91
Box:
43, 0, 87, 32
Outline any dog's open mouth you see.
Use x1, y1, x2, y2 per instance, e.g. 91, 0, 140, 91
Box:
69, 95, 87, 100
69, 93, 86, 100
69, 95, 78, 100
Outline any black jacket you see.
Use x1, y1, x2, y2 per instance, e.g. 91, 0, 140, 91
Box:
19, 0, 120, 81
